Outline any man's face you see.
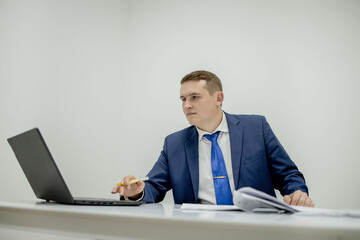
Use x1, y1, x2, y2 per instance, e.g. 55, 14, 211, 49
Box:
180, 80, 222, 130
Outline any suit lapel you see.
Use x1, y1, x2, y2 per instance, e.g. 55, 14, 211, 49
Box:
225, 112, 244, 190
185, 127, 199, 201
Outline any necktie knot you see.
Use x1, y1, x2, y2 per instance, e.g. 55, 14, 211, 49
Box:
204, 131, 220, 143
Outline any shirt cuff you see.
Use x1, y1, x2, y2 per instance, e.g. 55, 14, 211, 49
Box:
124, 191, 144, 202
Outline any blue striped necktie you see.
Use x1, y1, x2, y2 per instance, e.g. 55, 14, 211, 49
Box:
204, 131, 233, 205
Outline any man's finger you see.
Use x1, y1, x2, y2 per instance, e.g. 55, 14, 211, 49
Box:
111, 185, 119, 194
290, 191, 301, 205
283, 195, 291, 204
297, 192, 307, 206
304, 196, 312, 207
119, 186, 125, 196
124, 177, 131, 190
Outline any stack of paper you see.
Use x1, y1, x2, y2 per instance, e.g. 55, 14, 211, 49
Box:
181, 187, 360, 217
181, 187, 296, 213
233, 187, 298, 213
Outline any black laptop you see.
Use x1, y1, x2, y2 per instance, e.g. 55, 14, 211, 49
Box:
7, 128, 144, 206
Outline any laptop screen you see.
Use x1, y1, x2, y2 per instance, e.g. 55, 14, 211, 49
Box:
7, 128, 74, 204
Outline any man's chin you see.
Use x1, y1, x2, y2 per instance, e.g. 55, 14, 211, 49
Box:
186, 118, 197, 126
188, 122, 202, 129
186, 114, 201, 126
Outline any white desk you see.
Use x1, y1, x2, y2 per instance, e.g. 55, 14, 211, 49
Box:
0, 200, 359, 240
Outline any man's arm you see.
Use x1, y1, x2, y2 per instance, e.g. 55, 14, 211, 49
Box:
262, 116, 314, 207
141, 137, 172, 203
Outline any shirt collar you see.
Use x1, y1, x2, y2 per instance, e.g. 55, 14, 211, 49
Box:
196, 112, 229, 140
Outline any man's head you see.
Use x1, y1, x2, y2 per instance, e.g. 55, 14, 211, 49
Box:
180, 70, 224, 132
181, 70, 223, 94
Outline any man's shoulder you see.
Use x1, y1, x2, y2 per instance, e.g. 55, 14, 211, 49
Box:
166, 125, 195, 139
225, 112, 265, 125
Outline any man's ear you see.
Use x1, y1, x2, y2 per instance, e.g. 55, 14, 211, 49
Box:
216, 91, 224, 107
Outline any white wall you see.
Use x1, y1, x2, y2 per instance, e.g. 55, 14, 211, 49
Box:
1, 0, 359, 209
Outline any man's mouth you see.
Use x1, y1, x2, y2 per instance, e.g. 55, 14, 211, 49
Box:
187, 112, 196, 116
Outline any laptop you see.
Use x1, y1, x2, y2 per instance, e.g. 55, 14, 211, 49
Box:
7, 128, 144, 206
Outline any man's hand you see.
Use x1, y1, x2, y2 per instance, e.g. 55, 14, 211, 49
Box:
283, 190, 315, 207
111, 175, 145, 199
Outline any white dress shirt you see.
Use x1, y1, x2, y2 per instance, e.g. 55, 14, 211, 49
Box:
196, 112, 235, 204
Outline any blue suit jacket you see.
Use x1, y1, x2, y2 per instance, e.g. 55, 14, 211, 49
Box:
143, 112, 308, 204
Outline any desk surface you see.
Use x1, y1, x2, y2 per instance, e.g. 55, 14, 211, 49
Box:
0, 200, 360, 240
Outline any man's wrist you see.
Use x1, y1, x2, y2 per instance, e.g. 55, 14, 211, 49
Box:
124, 191, 144, 201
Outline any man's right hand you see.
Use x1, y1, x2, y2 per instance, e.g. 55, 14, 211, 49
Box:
111, 175, 145, 199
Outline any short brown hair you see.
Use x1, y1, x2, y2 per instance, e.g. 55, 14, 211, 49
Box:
181, 70, 223, 95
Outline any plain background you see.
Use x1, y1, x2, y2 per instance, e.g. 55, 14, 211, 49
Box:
1, 0, 359, 211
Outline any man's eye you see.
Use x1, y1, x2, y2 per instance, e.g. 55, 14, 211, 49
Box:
192, 96, 199, 100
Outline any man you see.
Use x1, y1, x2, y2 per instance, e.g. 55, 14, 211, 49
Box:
112, 70, 314, 207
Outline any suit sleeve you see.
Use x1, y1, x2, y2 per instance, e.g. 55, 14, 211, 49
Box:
262, 116, 309, 196
142, 137, 172, 203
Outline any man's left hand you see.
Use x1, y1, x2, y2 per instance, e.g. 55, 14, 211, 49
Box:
283, 190, 315, 207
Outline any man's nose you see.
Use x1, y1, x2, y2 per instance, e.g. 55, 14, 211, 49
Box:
184, 100, 192, 109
